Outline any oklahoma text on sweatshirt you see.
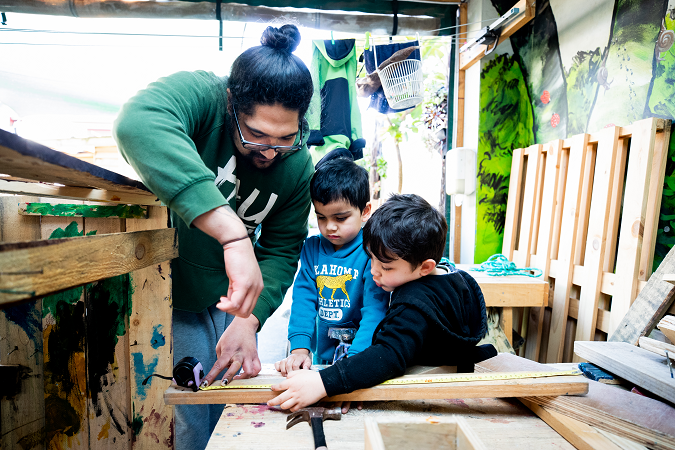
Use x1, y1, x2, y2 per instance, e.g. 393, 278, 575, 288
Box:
113, 71, 314, 329
288, 230, 389, 361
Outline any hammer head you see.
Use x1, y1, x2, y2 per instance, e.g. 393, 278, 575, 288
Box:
286, 407, 342, 430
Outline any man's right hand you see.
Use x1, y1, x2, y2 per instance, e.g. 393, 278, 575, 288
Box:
275, 349, 312, 377
217, 238, 263, 317
192, 206, 264, 318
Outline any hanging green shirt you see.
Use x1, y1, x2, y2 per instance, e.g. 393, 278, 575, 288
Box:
113, 70, 313, 330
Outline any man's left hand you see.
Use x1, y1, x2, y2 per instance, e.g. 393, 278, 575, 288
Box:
202, 315, 261, 386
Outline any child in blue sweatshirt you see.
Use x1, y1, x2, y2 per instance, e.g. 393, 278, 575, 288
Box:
275, 157, 389, 376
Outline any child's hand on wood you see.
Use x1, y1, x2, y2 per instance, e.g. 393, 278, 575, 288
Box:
267, 370, 327, 412
275, 350, 311, 376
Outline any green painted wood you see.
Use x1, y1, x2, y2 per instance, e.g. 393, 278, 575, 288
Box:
20, 203, 148, 219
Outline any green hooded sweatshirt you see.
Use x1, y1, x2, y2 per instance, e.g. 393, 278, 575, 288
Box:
113, 70, 313, 330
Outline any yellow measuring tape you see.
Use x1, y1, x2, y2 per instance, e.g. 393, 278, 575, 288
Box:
200, 369, 582, 391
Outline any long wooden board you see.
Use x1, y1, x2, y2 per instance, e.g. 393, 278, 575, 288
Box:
574, 341, 675, 404
163, 371, 589, 405
477, 353, 675, 450
0, 228, 178, 306
610, 243, 675, 344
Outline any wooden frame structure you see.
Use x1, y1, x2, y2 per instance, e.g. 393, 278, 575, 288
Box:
0, 129, 176, 450
501, 118, 672, 363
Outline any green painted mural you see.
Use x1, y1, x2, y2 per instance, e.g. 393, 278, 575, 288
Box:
22, 203, 148, 219
479, 0, 675, 270
476, 54, 535, 263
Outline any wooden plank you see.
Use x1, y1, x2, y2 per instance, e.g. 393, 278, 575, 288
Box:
547, 133, 590, 363
638, 121, 671, 281
0, 228, 178, 306
609, 243, 675, 344
126, 206, 174, 450
0, 179, 161, 206
610, 119, 659, 334
0, 196, 45, 450
638, 336, 675, 359
603, 138, 629, 274
459, 0, 535, 71
19, 202, 148, 219
82, 217, 131, 450
0, 128, 151, 195
574, 127, 620, 351
476, 353, 675, 450
514, 145, 543, 268
164, 371, 589, 405
574, 341, 675, 404
457, 266, 549, 308
573, 137, 595, 268
520, 399, 626, 450
658, 315, 675, 343
502, 147, 525, 262
525, 141, 563, 361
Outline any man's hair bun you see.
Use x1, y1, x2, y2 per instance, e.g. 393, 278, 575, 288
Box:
260, 24, 301, 54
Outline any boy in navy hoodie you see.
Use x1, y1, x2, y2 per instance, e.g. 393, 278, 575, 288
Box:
268, 194, 497, 411
275, 157, 389, 377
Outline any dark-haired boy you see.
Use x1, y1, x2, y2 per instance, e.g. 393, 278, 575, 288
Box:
268, 194, 497, 411
275, 158, 389, 377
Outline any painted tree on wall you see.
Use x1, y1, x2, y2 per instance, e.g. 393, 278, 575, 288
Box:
476, 54, 535, 263
481, 0, 675, 270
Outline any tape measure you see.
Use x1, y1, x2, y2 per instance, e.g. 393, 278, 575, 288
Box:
199, 369, 582, 391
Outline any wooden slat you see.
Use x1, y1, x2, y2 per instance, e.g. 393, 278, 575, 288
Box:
574, 341, 675, 404
658, 315, 675, 343
574, 127, 620, 351
638, 336, 675, 359
524, 141, 563, 361
0, 196, 45, 450
639, 120, 671, 281
0, 228, 178, 306
514, 144, 542, 268
502, 147, 525, 261
520, 399, 627, 450
547, 133, 590, 363
164, 371, 588, 405
609, 243, 675, 344
610, 119, 659, 334
0, 129, 151, 195
604, 138, 629, 274
459, 0, 535, 71
0, 179, 161, 206
477, 353, 675, 450
126, 207, 175, 450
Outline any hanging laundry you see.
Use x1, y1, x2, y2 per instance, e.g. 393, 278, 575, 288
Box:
362, 40, 421, 114
307, 39, 366, 166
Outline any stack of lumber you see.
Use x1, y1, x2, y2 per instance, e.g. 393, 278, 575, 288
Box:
501, 118, 673, 363
477, 353, 675, 450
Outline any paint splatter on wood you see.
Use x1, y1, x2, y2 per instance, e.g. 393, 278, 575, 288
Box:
20, 203, 148, 219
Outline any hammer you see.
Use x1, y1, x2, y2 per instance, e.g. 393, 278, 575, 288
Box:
286, 407, 341, 449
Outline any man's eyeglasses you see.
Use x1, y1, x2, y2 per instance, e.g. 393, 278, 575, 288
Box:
232, 104, 304, 154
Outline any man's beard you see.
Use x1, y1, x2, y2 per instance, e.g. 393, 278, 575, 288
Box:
228, 119, 282, 171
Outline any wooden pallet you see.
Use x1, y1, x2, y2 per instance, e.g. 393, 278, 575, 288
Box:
501, 118, 672, 363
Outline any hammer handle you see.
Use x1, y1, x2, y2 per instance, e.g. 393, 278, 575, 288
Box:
310, 417, 327, 449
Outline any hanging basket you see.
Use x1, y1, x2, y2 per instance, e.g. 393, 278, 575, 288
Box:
374, 38, 424, 110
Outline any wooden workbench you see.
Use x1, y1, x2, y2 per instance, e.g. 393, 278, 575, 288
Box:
458, 264, 549, 345
205, 397, 574, 449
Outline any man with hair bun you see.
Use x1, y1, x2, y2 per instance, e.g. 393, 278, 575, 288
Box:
114, 24, 314, 449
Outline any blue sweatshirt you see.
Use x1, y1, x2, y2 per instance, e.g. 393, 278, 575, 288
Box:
288, 230, 389, 362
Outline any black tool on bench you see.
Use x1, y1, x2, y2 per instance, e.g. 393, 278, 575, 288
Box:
286, 407, 341, 450
142, 356, 204, 392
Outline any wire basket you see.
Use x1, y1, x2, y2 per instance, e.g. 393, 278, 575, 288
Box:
374, 37, 424, 110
